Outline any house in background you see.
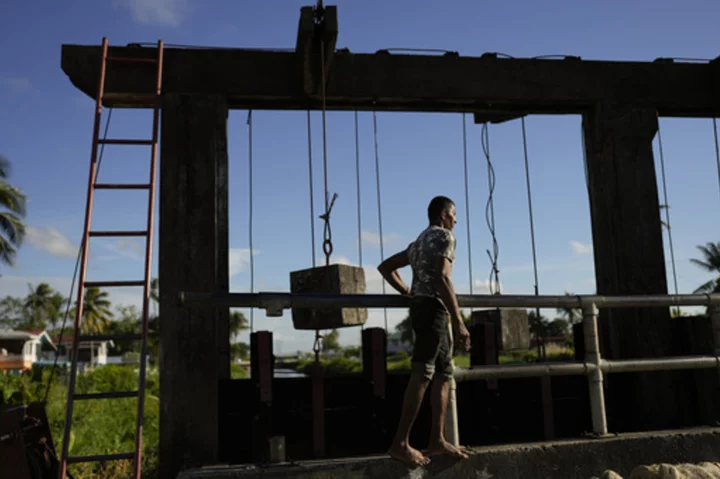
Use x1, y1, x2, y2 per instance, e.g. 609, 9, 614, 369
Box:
53, 336, 113, 369
0, 330, 57, 374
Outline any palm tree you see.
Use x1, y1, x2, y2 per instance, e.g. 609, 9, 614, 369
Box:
230, 310, 249, 337
76, 287, 113, 334
690, 242, 720, 294
556, 291, 582, 325
150, 277, 159, 317
0, 155, 27, 269
23, 283, 58, 330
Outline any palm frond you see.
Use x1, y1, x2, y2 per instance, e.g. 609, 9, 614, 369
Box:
0, 212, 26, 246
693, 279, 717, 294
0, 182, 27, 216
0, 156, 9, 180
0, 235, 17, 267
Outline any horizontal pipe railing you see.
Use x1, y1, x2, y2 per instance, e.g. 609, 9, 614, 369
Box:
453, 355, 720, 382
178, 291, 720, 440
178, 291, 720, 316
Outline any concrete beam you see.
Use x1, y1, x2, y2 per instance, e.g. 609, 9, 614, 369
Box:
61, 44, 720, 116
176, 428, 720, 479
582, 104, 676, 431
159, 93, 229, 479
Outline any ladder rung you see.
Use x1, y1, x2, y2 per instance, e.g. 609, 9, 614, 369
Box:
85, 280, 145, 288
73, 391, 138, 400
94, 183, 151, 190
102, 93, 159, 104
106, 56, 158, 64
97, 139, 154, 145
66, 452, 135, 464
78, 333, 143, 342
89, 230, 148, 237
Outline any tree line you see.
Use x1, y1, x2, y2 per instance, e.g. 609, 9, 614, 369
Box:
0, 279, 251, 362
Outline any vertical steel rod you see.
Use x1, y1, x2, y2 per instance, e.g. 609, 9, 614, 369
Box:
445, 323, 460, 446
583, 302, 608, 436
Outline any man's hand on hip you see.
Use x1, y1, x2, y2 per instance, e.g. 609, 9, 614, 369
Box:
453, 321, 471, 352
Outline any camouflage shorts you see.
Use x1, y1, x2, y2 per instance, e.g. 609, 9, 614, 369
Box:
409, 296, 454, 381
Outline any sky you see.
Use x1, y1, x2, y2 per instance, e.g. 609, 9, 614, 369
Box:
1, 0, 720, 354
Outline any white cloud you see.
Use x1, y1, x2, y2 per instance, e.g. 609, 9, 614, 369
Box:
0, 75, 30, 93
360, 230, 403, 248
106, 239, 144, 260
113, 0, 189, 26
229, 248, 257, 277
25, 226, 77, 258
570, 240, 593, 255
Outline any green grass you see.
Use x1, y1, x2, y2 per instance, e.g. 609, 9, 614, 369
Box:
1, 365, 160, 479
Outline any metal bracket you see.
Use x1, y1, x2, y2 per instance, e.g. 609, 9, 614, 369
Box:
295, 4, 338, 98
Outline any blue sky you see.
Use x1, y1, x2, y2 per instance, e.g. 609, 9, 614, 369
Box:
1, 0, 720, 354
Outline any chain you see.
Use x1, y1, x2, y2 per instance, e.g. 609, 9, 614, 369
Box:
319, 192, 338, 266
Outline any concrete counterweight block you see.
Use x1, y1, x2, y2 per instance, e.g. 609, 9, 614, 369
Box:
290, 264, 368, 330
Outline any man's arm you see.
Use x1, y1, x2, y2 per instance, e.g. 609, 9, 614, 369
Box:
434, 257, 471, 351
433, 256, 463, 325
377, 250, 411, 295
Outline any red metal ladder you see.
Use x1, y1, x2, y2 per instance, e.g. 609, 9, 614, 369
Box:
58, 37, 164, 479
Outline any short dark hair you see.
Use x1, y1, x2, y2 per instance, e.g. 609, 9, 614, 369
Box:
428, 196, 455, 222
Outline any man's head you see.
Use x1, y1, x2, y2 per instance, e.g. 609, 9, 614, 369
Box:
427, 196, 456, 230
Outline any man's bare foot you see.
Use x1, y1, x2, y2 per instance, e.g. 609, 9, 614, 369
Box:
425, 440, 469, 459
388, 442, 431, 468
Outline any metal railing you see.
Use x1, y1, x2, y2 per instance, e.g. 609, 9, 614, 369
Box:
178, 291, 720, 440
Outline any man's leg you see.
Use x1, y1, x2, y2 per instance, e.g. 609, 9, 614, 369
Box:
388, 302, 436, 467
388, 371, 431, 467
426, 316, 469, 459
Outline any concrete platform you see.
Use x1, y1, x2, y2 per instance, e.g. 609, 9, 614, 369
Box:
177, 427, 720, 479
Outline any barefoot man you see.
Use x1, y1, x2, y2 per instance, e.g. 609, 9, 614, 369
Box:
377, 195, 472, 468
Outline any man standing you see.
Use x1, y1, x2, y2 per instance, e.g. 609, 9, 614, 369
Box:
377, 195, 471, 468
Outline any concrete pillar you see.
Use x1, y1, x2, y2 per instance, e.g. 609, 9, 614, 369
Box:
582, 104, 676, 430
159, 93, 230, 479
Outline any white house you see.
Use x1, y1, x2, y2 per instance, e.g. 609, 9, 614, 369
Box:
53, 336, 113, 369
0, 329, 57, 374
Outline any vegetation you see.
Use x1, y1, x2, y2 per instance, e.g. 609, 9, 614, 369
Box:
0, 155, 27, 270
0, 278, 250, 478
691, 242, 720, 294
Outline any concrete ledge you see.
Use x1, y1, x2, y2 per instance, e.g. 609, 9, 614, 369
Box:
177, 427, 720, 479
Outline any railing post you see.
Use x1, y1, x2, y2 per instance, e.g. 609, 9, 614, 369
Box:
710, 303, 720, 381
583, 302, 608, 436
445, 322, 460, 447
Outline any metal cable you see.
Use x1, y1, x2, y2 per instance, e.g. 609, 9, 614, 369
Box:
307, 111, 317, 268
461, 114, 474, 302
656, 114, 680, 299
355, 111, 363, 268
521, 118, 541, 325
355, 111, 364, 331
247, 111, 255, 332
372, 107, 389, 331
44, 107, 114, 403
320, 49, 330, 225
713, 118, 720, 222
481, 123, 500, 294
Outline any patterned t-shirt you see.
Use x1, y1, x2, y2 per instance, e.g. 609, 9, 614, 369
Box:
406, 225, 456, 300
